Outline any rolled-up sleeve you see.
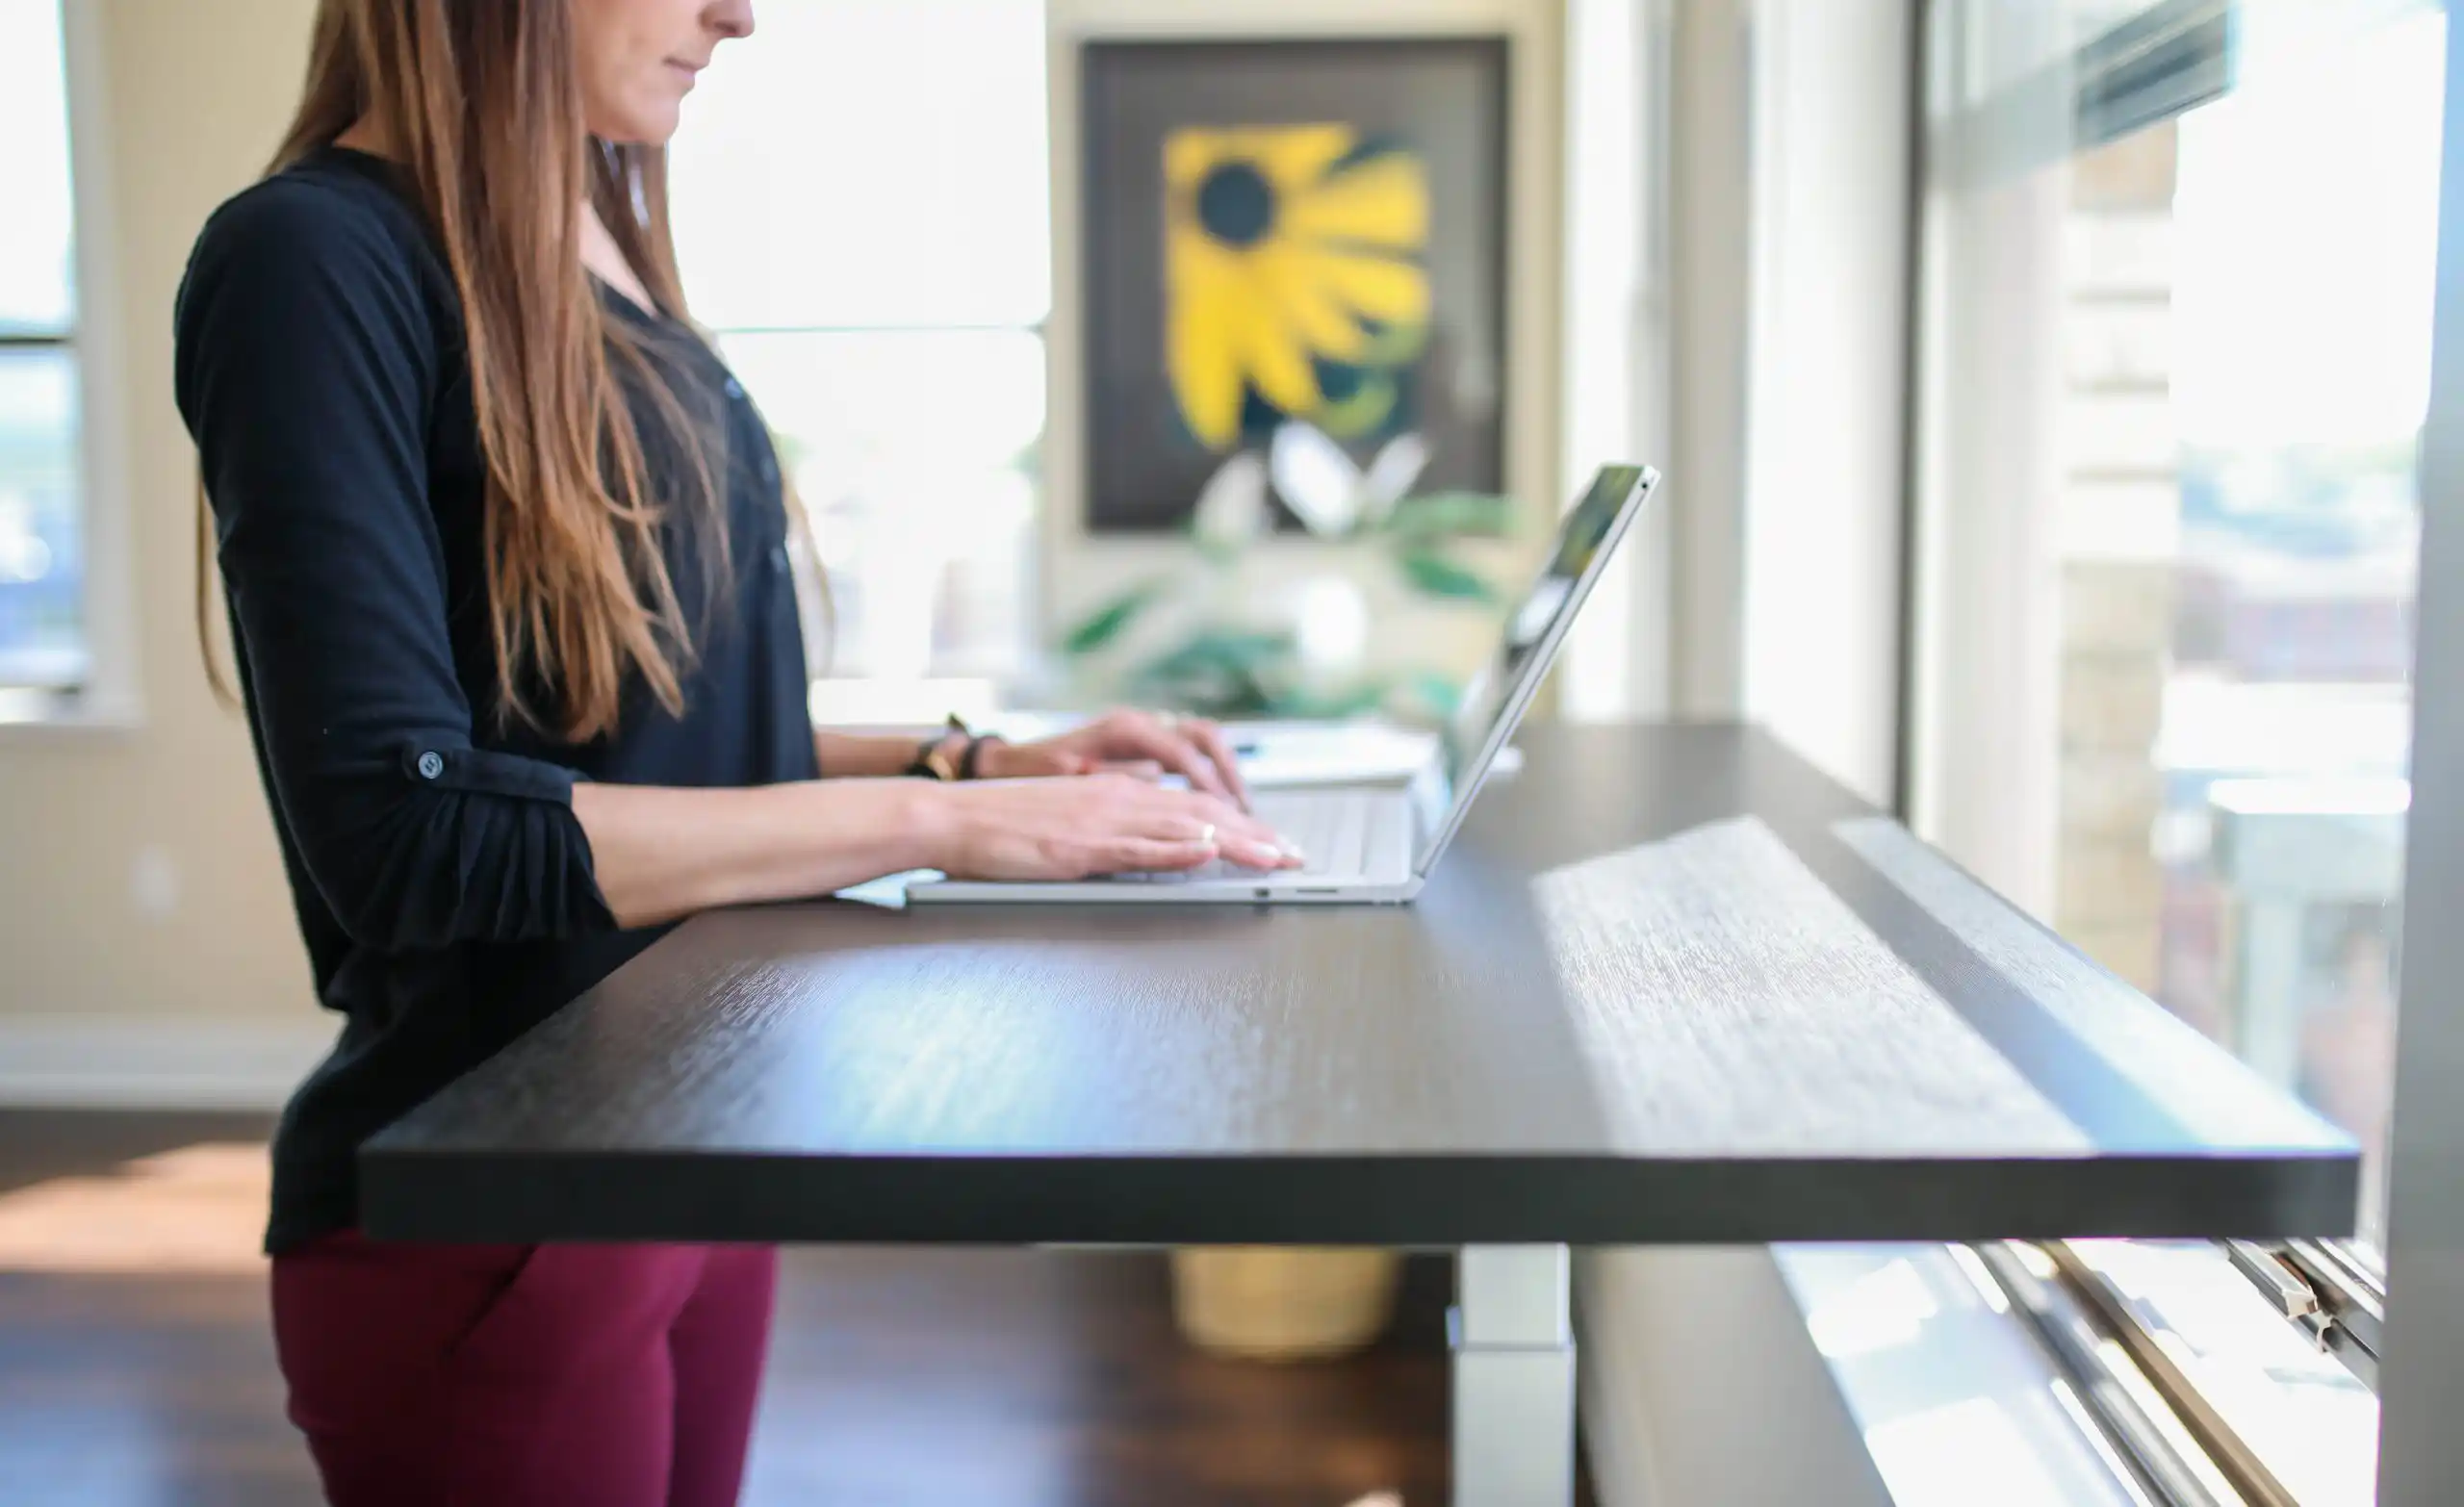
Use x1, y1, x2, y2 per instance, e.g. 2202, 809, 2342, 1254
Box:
174, 182, 615, 951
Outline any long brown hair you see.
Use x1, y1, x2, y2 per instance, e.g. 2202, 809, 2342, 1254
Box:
200, 0, 728, 741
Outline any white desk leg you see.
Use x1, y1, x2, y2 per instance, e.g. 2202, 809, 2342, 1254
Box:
1451, 1244, 1577, 1507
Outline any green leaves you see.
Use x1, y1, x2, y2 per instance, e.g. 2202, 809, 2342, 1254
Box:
1394, 549, 1501, 603
1125, 627, 1297, 717
1403, 670, 1465, 717
1379, 490, 1519, 540
1057, 476, 1523, 719
1277, 677, 1404, 720
1385, 492, 1514, 603
1062, 580, 1166, 656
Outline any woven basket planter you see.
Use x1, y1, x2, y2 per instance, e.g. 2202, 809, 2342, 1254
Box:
1168, 1247, 1402, 1361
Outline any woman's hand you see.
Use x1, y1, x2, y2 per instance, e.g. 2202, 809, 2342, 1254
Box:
980, 709, 1250, 808
927, 774, 1299, 881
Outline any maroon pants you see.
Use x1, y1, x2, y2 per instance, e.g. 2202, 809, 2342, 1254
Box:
270, 1231, 777, 1507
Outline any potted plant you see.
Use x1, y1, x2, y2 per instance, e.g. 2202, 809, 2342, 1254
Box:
1060, 422, 1524, 723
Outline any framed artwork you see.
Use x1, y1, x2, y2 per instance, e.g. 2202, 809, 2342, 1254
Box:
1079, 37, 1510, 534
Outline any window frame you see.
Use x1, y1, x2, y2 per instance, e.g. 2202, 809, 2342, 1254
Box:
0, 0, 140, 731
1900, 0, 2429, 1496
2373, 1, 2464, 1493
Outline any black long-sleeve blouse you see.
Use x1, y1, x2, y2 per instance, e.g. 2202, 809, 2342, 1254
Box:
174, 145, 818, 1253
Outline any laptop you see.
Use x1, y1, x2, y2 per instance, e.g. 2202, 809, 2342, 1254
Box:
906, 463, 1661, 906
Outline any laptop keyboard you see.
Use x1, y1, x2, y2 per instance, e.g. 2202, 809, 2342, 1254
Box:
1120, 792, 1371, 883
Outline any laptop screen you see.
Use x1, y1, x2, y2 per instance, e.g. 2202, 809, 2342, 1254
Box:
1411, 464, 1657, 871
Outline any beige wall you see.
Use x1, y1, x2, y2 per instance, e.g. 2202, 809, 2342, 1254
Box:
0, 0, 322, 1030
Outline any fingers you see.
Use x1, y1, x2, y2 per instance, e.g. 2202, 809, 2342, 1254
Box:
1104, 838, 1219, 873
1116, 826, 1287, 874
1218, 833, 1297, 871
995, 746, 1091, 779
1077, 775, 1301, 871
1111, 714, 1234, 803
1150, 790, 1298, 870
1178, 716, 1252, 811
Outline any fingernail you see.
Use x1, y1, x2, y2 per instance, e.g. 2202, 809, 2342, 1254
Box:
1278, 840, 1306, 862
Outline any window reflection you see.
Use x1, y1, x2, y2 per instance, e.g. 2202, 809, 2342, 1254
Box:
2151, 7, 2438, 1255
1919, 0, 2441, 1256
0, 350, 84, 688
0, 0, 76, 332
0, 0, 83, 690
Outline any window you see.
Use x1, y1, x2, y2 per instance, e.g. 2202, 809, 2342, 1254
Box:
1913, 1, 2438, 1498
666, 0, 1049, 717
1915, 0, 2436, 1257
0, 0, 84, 694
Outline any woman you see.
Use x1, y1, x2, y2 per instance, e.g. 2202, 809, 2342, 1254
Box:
175, 2, 1296, 1501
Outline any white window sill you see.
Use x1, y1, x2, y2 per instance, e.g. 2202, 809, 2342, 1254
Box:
1773, 1243, 2156, 1507
0, 687, 142, 736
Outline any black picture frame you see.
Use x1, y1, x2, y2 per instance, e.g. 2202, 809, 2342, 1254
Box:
1079, 36, 1511, 534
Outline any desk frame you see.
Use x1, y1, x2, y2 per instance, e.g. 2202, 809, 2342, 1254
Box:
1452, 1245, 1578, 1506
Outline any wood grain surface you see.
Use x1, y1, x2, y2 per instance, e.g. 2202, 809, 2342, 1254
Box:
1536, 815, 2090, 1155
365, 724, 2358, 1246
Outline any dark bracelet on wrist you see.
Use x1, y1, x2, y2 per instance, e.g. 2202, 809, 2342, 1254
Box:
960, 734, 1004, 780
904, 715, 968, 780
906, 715, 1005, 781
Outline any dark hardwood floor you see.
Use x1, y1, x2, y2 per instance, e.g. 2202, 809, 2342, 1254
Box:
0, 1111, 1591, 1506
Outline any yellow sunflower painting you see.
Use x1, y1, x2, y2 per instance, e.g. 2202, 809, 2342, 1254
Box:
1164, 124, 1432, 452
